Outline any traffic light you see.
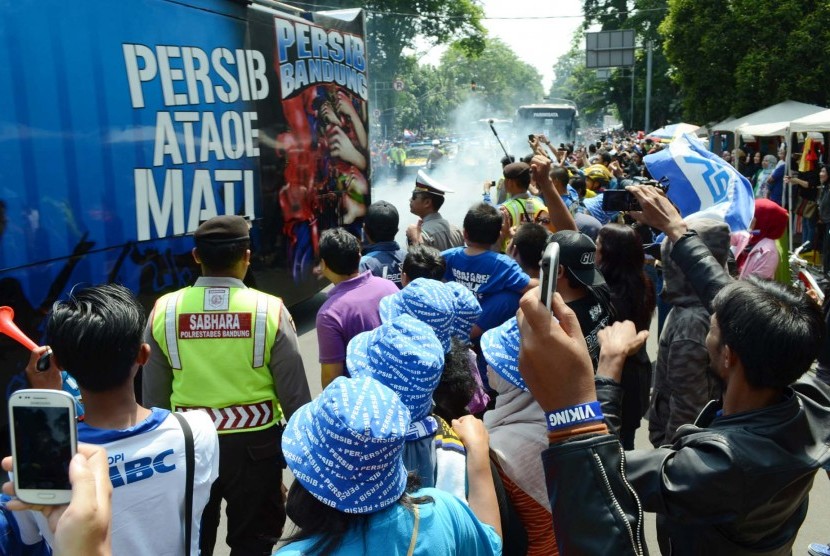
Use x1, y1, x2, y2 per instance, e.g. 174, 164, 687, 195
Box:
471, 80, 477, 92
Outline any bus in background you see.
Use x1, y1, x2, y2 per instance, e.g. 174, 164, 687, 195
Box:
516, 100, 578, 145
0, 0, 371, 443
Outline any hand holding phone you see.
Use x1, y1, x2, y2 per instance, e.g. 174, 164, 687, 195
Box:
539, 243, 560, 310
528, 134, 550, 159
9, 389, 77, 505
602, 190, 642, 212
3, 443, 113, 555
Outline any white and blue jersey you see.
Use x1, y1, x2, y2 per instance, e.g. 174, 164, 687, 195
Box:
21, 408, 218, 556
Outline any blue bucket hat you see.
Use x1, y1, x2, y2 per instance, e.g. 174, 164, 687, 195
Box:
347, 314, 444, 421
480, 317, 526, 391
282, 376, 411, 514
378, 278, 456, 352
444, 281, 482, 342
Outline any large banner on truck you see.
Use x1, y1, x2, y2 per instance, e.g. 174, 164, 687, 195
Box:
0, 0, 369, 433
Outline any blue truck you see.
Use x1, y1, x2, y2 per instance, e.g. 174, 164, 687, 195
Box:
0, 0, 371, 446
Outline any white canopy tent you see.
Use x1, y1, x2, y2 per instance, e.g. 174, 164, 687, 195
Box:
781, 109, 830, 253
789, 109, 830, 133
711, 100, 826, 137
738, 121, 791, 137
713, 101, 829, 254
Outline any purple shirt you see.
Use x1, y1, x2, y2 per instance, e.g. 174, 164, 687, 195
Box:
316, 271, 399, 364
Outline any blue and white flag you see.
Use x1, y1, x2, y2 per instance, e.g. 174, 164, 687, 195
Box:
644, 133, 755, 232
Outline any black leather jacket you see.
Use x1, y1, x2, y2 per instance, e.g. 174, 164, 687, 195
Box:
543, 233, 830, 555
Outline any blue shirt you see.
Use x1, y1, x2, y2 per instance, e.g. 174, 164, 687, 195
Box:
769, 164, 785, 206
583, 194, 619, 225
359, 241, 407, 288
441, 248, 529, 298
276, 488, 502, 556
0, 495, 49, 556
441, 248, 529, 331
476, 290, 522, 331
561, 185, 582, 214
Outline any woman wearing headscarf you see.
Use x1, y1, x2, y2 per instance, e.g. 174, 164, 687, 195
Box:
731, 198, 789, 280
347, 314, 468, 500
754, 154, 778, 198
481, 318, 558, 556
278, 376, 502, 555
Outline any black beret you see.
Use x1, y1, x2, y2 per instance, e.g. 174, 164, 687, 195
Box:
503, 162, 531, 179
194, 215, 250, 243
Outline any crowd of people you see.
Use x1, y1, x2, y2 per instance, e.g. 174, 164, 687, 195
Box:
3, 128, 830, 556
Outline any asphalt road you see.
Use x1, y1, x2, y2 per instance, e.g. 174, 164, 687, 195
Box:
212, 167, 830, 554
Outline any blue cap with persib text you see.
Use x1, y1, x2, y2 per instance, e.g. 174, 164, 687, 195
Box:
281, 376, 410, 514
347, 314, 444, 421
378, 278, 456, 352
445, 281, 482, 342
481, 317, 527, 392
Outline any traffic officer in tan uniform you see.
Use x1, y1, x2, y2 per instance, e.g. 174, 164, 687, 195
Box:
143, 215, 311, 556
405, 170, 464, 252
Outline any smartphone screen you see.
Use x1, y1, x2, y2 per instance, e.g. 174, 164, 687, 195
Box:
10, 390, 76, 504
13, 406, 73, 490
539, 243, 560, 309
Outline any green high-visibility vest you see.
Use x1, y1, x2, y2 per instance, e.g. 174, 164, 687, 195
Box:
500, 196, 548, 251
152, 285, 283, 433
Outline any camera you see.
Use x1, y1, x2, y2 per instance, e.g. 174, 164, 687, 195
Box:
602, 190, 641, 212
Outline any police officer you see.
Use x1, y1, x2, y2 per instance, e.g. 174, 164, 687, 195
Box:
498, 161, 550, 251
143, 215, 311, 556
389, 140, 407, 182
405, 170, 464, 252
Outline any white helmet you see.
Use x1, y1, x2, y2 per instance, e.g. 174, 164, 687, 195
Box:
432, 139, 440, 146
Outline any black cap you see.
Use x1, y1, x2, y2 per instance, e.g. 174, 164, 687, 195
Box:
548, 230, 605, 288
194, 215, 250, 244
503, 162, 531, 180
365, 201, 400, 233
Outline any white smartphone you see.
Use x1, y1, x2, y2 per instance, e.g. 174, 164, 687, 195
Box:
539, 242, 560, 310
9, 389, 77, 505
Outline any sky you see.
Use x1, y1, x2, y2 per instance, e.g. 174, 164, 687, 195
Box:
413, 0, 586, 92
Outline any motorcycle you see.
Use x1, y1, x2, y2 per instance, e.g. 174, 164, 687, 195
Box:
789, 241, 828, 304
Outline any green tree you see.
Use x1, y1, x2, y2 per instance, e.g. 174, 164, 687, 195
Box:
439, 38, 545, 118
570, 0, 680, 130
730, 0, 830, 117
550, 32, 610, 126
384, 39, 544, 136
391, 56, 459, 133
583, 0, 630, 31
660, 0, 830, 123
659, 0, 742, 123
304, 0, 487, 131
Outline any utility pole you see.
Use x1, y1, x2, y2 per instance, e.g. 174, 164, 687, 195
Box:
644, 40, 653, 132
630, 63, 635, 130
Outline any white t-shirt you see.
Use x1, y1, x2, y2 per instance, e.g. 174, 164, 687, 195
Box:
20, 408, 219, 556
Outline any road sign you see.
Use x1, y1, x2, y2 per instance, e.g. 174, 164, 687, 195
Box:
392, 79, 404, 92
586, 30, 635, 68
